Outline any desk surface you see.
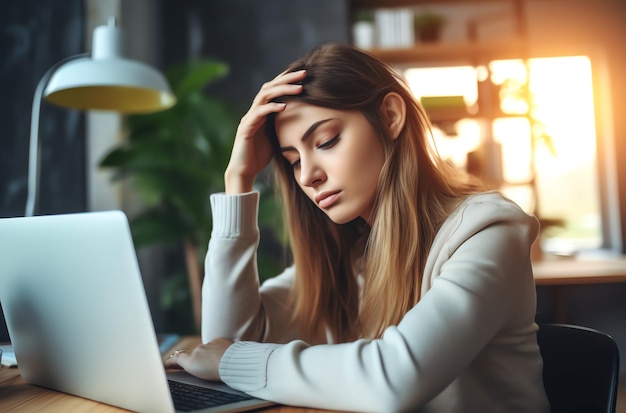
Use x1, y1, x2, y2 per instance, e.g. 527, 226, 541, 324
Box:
0, 336, 334, 413
0, 369, 330, 413
532, 256, 626, 286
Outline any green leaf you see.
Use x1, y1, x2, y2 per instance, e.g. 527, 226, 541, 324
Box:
129, 207, 195, 247
169, 60, 229, 98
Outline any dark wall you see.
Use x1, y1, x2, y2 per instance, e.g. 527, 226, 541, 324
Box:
159, 0, 350, 110
0, 1, 86, 218
0, 0, 86, 342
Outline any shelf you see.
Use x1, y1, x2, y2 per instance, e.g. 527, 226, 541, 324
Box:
365, 38, 528, 66
427, 110, 529, 124
351, 0, 515, 8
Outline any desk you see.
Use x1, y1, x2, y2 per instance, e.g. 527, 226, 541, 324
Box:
532, 256, 626, 322
0, 370, 329, 413
533, 256, 626, 286
0, 336, 335, 413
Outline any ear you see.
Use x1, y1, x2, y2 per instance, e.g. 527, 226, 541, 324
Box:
381, 92, 406, 140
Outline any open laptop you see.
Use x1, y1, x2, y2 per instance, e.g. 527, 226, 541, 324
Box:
0, 210, 275, 413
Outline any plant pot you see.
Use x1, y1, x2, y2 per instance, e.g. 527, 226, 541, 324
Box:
413, 12, 445, 43
415, 25, 443, 43
352, 21, 375, 49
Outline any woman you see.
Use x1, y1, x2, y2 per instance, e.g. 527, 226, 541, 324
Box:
166, 43, 550, 412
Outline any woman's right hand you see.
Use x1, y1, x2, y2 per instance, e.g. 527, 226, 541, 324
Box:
224, 69, 307, 194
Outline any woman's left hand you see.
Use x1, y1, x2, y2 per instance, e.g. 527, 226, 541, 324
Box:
164, 338, 234, 381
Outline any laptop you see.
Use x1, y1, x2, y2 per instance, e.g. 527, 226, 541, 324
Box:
0, 210, 275, 413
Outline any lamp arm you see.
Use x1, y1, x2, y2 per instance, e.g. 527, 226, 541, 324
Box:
25, 53, 89, 217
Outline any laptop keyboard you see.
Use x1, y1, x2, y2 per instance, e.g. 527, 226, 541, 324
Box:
168, 380, 254, 411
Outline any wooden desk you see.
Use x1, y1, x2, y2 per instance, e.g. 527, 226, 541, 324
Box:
0, 369, 330, 413
532, 256, 626, 286
0, 337, 334, 413
532, 256, 626, 322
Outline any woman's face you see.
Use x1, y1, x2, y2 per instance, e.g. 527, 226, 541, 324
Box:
275, 102, 385, 225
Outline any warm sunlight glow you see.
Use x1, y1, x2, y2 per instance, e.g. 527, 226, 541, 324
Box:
405, 56, 600, 253
528, 56, 600, 252
530, 57, 596, 172
405, 66, 478, 106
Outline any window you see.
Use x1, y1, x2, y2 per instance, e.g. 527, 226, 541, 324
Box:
405, 56, 601, 255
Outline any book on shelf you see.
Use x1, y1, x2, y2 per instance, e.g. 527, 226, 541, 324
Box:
374, 8, 414, 49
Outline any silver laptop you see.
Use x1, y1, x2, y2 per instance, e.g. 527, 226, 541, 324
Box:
0, 211, 275, 413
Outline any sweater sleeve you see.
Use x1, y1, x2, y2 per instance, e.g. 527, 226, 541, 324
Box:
218, 196, 547, 413
201, 192, 298, 344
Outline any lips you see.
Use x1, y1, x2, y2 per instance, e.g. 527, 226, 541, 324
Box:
315, 191, 341, 208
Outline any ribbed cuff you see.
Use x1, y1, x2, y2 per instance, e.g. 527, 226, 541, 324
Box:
219, 341, 280, 392
209, 192, 259, 238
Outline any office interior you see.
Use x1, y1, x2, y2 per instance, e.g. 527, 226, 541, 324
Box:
2, 0, 626, 406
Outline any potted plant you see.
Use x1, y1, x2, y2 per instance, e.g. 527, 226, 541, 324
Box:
100, 59, 284, 332
413, 11, 446, 43
352, 9, 376, 49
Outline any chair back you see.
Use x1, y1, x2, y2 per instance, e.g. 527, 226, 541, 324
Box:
537, 323, 620, 413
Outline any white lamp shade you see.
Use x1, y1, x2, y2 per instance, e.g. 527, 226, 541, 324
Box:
42, 18, 176, 114
44, 58, 176, 113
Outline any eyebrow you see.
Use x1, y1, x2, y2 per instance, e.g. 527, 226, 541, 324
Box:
280, 118, 335, 153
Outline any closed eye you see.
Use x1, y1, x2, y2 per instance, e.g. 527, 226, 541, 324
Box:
287, 134, 339, 169
318, 135, 340, 150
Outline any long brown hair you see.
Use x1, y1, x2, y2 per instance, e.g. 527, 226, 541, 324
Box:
266, 43, 483, 342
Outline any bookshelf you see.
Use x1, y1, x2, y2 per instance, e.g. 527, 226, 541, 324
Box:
349, 0, 529, 65
365, 38, 527, 66
351, 0, 515, 6
348, 0, 536, 194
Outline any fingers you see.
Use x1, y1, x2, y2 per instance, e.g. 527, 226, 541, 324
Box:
164, 348, 187, 369
237, 70, 306, 137
163, 339, 234, 382
165, 347, 216, 381
240, 69, 306, 134
170, 351, 192, 370
251, 69, 306, 108
224, 69, 307, 194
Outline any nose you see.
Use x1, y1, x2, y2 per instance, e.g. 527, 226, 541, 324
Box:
298, 156, 326, 188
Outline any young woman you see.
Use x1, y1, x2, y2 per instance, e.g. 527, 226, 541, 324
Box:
165, 43, 550, 412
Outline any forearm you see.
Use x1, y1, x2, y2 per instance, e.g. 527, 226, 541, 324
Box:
202, 192, 299, 344
219, 330, 439, 413
202, 192, 264, 342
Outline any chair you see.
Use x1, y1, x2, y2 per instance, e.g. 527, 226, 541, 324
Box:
537, 323, 620, 413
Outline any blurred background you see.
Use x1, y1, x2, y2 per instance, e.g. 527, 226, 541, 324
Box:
2, 0, 626, 392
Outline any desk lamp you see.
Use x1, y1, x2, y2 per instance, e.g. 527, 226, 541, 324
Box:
26, 17, 176, 217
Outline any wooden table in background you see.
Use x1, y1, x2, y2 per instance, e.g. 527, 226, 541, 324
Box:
532, 255, 626, 322
533, 255, 626, 286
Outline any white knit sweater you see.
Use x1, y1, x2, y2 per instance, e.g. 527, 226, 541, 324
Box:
202, 191, 550, 413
